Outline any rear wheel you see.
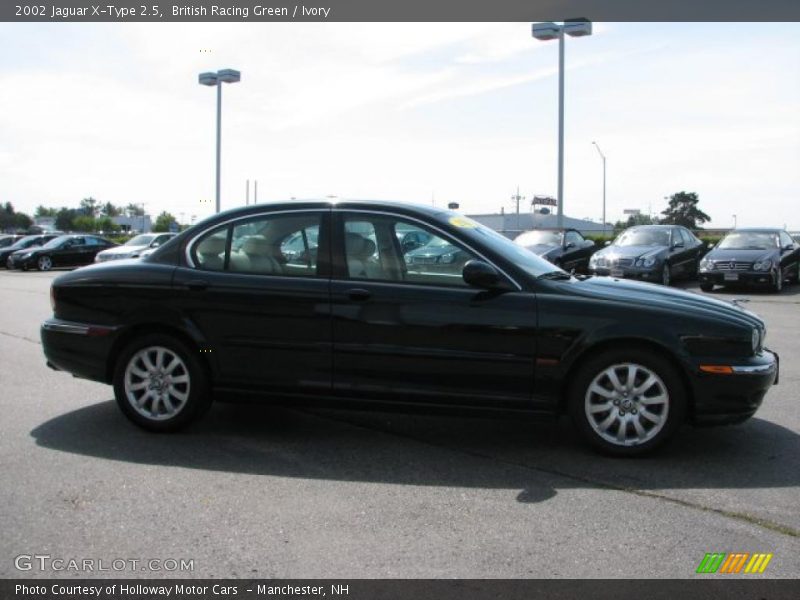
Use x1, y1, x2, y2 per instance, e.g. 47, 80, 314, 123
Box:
568, 348, 687, 456
37, 255, 52, 271
113, 333, 211, 432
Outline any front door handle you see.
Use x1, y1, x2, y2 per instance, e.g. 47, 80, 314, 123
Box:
346, 288, 371, 301
185, 279, 208, 291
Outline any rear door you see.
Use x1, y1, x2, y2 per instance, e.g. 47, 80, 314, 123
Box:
172, 209, 332, 394
330, 210, 539, 409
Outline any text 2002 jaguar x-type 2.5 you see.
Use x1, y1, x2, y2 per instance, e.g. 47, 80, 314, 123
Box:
41, 200, 778, 456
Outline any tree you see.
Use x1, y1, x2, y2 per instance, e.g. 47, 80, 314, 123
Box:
35, 205, 58, 217
95, 216, 119, 233
79, 197, 99, 218
55, 208, 78, 232
153, 211, 177, 233
613, 213, 657, 231
125, 203, 145, 217
72, 216, 96, 232
15, 212, 33, 231
100, 202, 121, 217
660, 192, 710, 229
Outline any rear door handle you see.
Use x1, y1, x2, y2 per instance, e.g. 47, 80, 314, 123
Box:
346, 288, 371, 301
185, 279, 208, 291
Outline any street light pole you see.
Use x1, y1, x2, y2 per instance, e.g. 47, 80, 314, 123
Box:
532, 19, 592, 230
592, 141, 607, 237
199, 69, 241, 214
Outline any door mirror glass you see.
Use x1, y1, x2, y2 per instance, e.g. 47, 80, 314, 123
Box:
463, 260, 505, 289
565, 242, 575, 249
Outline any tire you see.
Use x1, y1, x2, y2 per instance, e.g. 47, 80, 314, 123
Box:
661, 264, 671, 286
37, 255, 52, 271
113, 333, 211, 432
700, 282, 714, 292
568, 347, 687, 456
772, 267, 783, 293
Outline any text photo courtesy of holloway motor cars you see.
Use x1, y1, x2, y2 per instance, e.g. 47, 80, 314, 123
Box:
1, 1, 800, 595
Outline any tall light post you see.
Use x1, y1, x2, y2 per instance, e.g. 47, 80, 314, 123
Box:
592, 141, 607, 237
732, 214, 737, 229
198, 68, 241, 214
532, 18, 592, 229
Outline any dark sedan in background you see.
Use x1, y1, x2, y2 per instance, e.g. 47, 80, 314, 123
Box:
8, 234, 116, 271
0, 234, 25, 249
41, 200, 778, 457
589, 225, 705, 286
1, 234, 60, 268
699, 228, 800, 292
514, 228, 596, 273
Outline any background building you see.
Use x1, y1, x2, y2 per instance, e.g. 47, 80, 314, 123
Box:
467, 211, 606, 238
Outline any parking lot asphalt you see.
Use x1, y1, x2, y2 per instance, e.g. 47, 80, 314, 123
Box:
0, 269, 798, 578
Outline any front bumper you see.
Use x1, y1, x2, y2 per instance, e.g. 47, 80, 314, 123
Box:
6, 254, 32, 269
589, 266, 662, 282
699, 270, 775, 287
41, 318, 120, 383
690, 348, 779, 425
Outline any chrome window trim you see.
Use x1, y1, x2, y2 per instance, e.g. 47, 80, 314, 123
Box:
184, 208, 326, 269
337, 208, 523, 291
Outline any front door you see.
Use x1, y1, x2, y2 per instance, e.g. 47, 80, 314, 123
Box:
330, 211, 539, 410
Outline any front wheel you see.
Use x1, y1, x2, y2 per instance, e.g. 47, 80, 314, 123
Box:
661, 264, 671, 286
568, 348, 687, 456
700, 282, 714, 292
772, 267, 783, 293
113, 333, 211, 432
37, 255, 52, 271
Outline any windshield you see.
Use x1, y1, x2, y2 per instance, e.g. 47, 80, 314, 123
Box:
9, 236, 39, 250
41, 235, 71, 249
515, 230, 562, 247
125, 234, 156, 246
443, 213, 566, 279
718, 232, 777, 250
614, 228, 670, 247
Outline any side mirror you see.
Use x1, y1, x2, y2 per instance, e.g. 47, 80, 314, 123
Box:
463, 260, 508, 290
150, 242, 161, 248
604, 240, 611, 246
565, 242, 575, 249
672, 241, 684, 249
784, 244, 794, 251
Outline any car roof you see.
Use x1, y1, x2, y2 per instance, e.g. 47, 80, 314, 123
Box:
731, 228, 782, 233
627, 224, 676, 229
214, 199, 448, 217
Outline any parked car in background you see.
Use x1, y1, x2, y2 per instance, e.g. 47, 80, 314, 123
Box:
698, 228, 800, 292
514, 228, 596, 273
8, 234, 116, 271
95, 233, 176, 263
41, 200, 778, 456
589, 225, 705, 286
1, 234, 60, 268
0, 234, 25, 249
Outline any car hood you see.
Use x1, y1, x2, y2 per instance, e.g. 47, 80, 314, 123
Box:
596, 245, 667, 260
704, 248, 775, 263
98, 245, 147, 256
563, 276, 764, 330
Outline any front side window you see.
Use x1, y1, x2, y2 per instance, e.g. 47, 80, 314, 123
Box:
565, 230, 583, 246
343, 215, 477, 287
192, 212, 324, 277
779, 231, 793, 248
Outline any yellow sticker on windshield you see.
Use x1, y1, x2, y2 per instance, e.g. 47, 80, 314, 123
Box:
449, 216, 478, 228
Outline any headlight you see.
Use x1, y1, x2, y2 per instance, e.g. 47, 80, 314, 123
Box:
404, 255, 412, 264
636, 256, 657, 268
753, 260, 772, 271
440, 253, 455, 264
21, 252, 34, 259
699, 258, 711, 270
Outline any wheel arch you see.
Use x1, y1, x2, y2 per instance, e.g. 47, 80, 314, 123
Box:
558, 337, 696, 421
105, 323, 214, 384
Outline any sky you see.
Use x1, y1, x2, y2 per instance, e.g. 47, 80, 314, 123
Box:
1, 22, 799, 229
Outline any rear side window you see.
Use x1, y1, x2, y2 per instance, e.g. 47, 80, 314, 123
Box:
191, 212, 324, 277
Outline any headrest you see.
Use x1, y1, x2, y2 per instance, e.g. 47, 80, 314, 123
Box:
242, 235, 270, 256
199, 235, 226, 255
345, 232, 376, 259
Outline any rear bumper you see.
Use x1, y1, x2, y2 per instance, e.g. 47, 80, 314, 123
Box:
41, 318, 120, 383
690, 349, 778, 425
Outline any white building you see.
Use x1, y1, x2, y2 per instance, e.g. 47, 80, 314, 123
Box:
467, 211, 607, 238
113, 215, 152, 233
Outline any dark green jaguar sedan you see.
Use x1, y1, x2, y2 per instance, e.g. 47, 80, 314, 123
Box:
41, 200, 778, 456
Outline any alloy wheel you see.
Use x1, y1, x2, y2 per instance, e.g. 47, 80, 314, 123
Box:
37, 256, 52, 271
661, 264, 671, 286
123, 346, 191, 421
584, 362, 669, 447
